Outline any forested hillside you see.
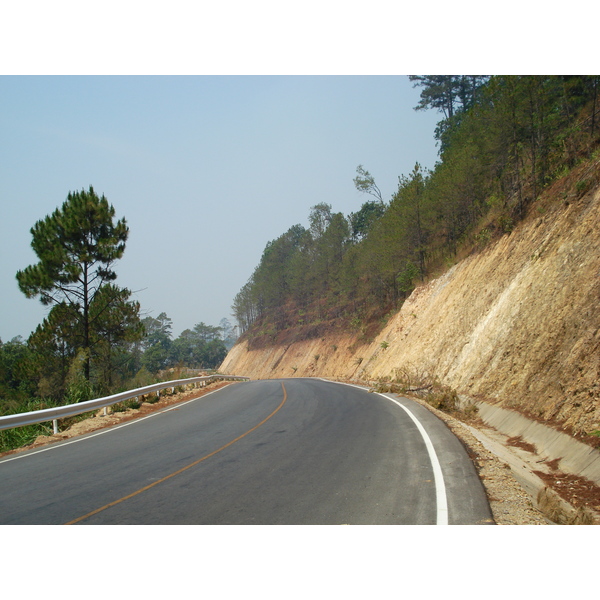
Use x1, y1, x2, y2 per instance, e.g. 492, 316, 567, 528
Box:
232, 76, 600, 343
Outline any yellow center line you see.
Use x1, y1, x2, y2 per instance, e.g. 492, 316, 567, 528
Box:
66, 382, 288, 525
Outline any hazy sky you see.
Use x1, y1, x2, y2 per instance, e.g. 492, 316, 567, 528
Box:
1, 3, 587, 343
0, 75, 441, 341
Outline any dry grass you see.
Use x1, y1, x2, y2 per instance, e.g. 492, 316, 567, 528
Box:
537, 487, 596, 525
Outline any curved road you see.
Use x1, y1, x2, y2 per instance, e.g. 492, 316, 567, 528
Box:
0, 379, 493, 525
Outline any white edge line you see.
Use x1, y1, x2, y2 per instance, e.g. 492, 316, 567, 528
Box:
378, 393, 449, 526
321, 379, 449, 525
0, 386, 228, 465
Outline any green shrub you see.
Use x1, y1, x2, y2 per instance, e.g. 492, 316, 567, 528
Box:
425, 386, 459, 412
111, 398, 142, 413
576, 178, 592, 196
0, 422, 54, 454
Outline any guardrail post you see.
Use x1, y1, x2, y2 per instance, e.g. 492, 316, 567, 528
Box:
53, 419, 58, 435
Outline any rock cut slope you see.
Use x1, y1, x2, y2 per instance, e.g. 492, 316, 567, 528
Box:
222, 158, 600, 439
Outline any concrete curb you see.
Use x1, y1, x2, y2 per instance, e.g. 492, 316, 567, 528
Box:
475, 402, 600, 485
460, 420, 598, 524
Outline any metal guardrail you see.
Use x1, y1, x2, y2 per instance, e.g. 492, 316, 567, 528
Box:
0, 374, 250, 434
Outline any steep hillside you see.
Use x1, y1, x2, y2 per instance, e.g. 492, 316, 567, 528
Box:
221, 156, 600, 438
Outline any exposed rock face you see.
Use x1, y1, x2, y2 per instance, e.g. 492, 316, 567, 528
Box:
221, 161, 600, 437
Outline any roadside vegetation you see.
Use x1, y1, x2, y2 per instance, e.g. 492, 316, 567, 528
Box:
372, 368, 477, 419
1, 188, 235, 448
232, 76, 600, 346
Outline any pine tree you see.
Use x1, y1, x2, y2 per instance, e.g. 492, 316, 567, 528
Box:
17, 186, 129, 382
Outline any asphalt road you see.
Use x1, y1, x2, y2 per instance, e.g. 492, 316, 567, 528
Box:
0, 378, 493, 525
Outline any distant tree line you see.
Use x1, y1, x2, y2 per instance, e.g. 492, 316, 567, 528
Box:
1, 187, 233, 422
138, 313, 234, 374
233, 75, 600, 336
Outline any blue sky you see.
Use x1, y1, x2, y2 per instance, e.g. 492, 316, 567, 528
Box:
0, 75, 441, 341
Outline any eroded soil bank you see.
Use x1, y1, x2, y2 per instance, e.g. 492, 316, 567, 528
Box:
222, 160, 600, 440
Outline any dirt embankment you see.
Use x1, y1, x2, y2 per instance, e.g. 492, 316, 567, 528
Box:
222, 159, 600, 438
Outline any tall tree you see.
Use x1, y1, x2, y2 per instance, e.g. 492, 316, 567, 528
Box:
251, 224, 307, 317
0, 337, 36, 406
308, 203, 333, 238
219, 318, 238, 349
89, 284, 143, 391
410, 75, 488, 119
16, 186, 129, 381
312, 212, 350, 299
141, 312, 173, 350
351, 165, 385, 241
394, 163, 431, 279
409, 75, 489, 152
140, 312, 173, 373
27, 302, 80, 399
349, 201, 385, 241
232, 279, 258, 335
353, 165, 384, 203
